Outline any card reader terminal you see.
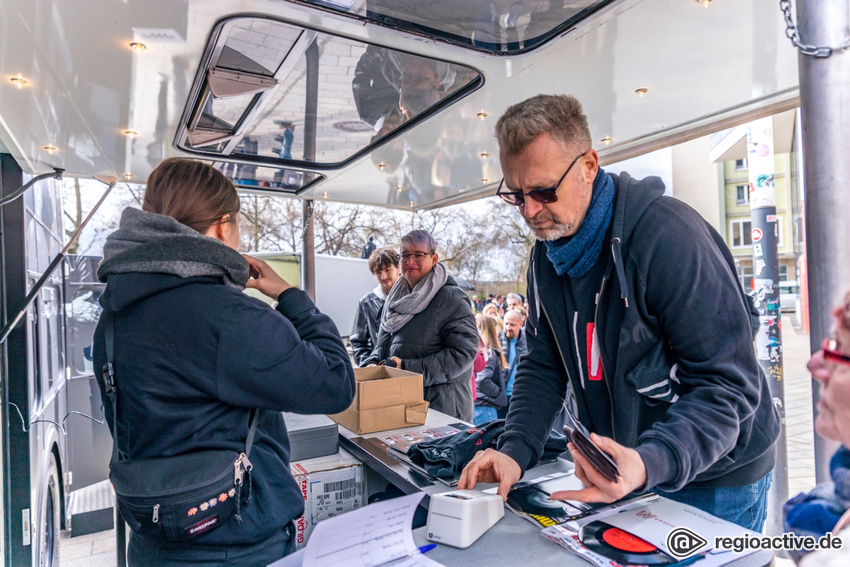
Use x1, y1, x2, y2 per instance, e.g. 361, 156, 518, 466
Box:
426, 490, 504, 548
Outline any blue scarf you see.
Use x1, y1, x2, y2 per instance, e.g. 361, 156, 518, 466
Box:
545, 169, 614, 277
783, 446, 850, 562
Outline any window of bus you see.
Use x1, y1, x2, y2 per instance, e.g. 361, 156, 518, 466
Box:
178, 16, 482, 177
293, 0, 615, 54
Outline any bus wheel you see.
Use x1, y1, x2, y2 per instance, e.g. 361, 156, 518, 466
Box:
39, 454, 60, 567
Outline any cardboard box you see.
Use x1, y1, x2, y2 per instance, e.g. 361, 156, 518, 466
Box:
328, 367, 428, 434
291, 448, 365, 550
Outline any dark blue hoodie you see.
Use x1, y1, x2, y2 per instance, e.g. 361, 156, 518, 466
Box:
93, 269, 355, 548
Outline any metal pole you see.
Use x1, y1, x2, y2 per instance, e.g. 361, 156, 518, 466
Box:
746, 117, 788, 536
301, 39, 319, 300
797, 0, 850, 483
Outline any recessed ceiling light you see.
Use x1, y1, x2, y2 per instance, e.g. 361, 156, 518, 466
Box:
129, 42, 147, 52
480, 152, 489, 159
476, 112, 488, 119
123, 172, 135, 179
481, 178, 488, 183
409, 201, 415, 208
396, 186, 403, 192
124, 130, 138, 137
635, 87, 648, 97
43, 145, 57, 154
697, 0, 712, 6
10, 74, 28, 89
322, 192, 329, 199
601, 137, 612, 145
378, 163, 386, 170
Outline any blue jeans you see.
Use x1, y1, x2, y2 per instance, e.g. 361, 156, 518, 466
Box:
473, 406, 498, 426
656, 472, 772, 532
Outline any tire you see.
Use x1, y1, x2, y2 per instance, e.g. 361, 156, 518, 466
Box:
39, 453, 60, 567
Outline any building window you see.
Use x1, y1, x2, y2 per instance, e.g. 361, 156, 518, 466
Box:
730, 219, 752, 248
779, 265, 788, 281
735, 158, 748, 171
737, 264, 754, 291
736, 184, 749, 205
776, 216, 784, 248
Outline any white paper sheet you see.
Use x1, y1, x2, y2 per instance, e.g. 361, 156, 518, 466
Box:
269, 492, 443, 567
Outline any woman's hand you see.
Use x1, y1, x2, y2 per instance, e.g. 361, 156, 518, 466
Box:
243, 255, 291, 300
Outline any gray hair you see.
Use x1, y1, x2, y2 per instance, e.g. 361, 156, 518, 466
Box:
400, 229, 437, 253
506, 293, 522, 303
495, 94, 592, 157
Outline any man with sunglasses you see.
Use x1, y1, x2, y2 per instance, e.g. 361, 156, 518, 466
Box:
460, 94, 780, 531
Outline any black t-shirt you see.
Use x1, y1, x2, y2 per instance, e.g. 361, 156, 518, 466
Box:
558, 240, 614, 438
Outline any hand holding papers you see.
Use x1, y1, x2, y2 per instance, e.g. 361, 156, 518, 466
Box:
269, 493, 443, 567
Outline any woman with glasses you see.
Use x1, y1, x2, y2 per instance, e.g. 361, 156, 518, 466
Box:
362, 230, 478, 421
784, 291, 850, 565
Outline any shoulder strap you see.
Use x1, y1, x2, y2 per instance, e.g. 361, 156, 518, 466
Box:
103, 310, 261, 461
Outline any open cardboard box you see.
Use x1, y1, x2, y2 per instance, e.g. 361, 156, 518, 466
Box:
328, 366, 428, 434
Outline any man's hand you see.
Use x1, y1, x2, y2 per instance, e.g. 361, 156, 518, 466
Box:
391, 356, 402, 369
550, 434, 647, 504
458, 449, 521, 501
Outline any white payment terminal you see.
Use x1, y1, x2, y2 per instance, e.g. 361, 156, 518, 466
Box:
426, 490, 504, 548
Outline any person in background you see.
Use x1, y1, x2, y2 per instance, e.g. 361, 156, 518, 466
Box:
506, 293, 523, 312
361, 236, 377, 259
497, 309, 527, 419
459, 94, 778, 532
482, 302, 500, 319
351, 247, 400, 366
473, 313, 509, 425
784, 290, 850, 566
93, 158, 355, 565
363, 230, 478, 421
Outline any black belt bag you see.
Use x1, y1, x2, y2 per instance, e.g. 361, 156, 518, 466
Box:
102, 311, 259, 542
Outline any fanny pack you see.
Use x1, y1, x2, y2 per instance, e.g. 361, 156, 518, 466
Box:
102, 311, 258, 542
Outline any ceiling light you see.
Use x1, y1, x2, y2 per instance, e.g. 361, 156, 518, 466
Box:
635, 87, 648, 97
10, 74, 28, 89
129, 42, 147, 52
396, 186, 403, 192
476, 112, 488, 119
322, 192, 329, 199
124, 130, 138, 137
409, 201, 415, 208
123, 172, 135, 179
480, 152, 489, 159
697, 0, 712, 6
481, 178, 488, 183
43, 145, 57, 154
378, 163, 386, 170
601, 137, 612, 145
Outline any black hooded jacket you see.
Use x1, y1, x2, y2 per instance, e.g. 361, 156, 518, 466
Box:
498, 172, 780, 492
93, 271, 355, 547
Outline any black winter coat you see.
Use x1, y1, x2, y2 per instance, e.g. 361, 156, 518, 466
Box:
499, 172, 779, 492
364, 277, 478, 421
93, 273, 355, 549
474, 347, 507, 409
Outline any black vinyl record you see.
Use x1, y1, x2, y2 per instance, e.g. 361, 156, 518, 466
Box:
508, 487, 572, 516
580, 521, 677, 566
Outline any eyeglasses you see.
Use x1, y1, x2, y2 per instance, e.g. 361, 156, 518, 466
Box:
822, 338, 850, 370
496, 151, 586, 206
398, 252, 434, 263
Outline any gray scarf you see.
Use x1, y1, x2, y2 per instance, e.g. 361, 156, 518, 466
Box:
97, 207, 249, 289
381, 262, 450, 334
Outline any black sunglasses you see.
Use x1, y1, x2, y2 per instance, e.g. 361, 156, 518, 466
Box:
496, 151, 586, 206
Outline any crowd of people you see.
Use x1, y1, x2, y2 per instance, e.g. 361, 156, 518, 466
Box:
94, 92, 850, 566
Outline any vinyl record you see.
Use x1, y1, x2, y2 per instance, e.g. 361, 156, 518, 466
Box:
580, 521, 677, 566
507, 487, 573, 516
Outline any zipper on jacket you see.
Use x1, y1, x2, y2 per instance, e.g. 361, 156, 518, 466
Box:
152, 503, 160, 523
593, 276, 618, 442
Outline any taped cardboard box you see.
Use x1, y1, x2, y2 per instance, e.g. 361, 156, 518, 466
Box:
330, 401, 429, 434
291, 448, 364, 550
328, 366, 429, 434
